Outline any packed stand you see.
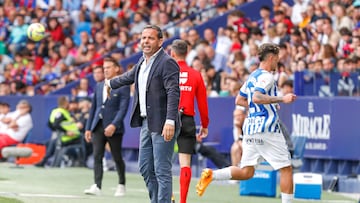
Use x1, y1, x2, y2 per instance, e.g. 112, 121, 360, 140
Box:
167, 0, 360, 97
2, 0, 359, 97
0, 0, 237, 96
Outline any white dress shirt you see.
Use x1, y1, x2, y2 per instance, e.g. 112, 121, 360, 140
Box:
1, 110, 33, 142
103, 80, 109, 103
138, 48, 162, 117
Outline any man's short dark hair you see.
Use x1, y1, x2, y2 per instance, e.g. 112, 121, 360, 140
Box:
143, 25, 163, 39
258, 43, 280, 62
281, 80, 294, 89
103, 57, 121, 67
260, 5, 271, 11
171, 39, 188, 57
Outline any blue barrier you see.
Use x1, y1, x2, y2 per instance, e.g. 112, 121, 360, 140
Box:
294, 71, 360, 96
1, 95, 359, 160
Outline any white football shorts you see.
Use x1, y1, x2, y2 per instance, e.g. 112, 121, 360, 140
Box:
240, 132, 291, 170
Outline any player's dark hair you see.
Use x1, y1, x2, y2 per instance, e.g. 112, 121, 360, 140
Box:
171, 39, 188, 57
258, 43, 280, 62
143, 25, 163, 39
103, 57, 121, 67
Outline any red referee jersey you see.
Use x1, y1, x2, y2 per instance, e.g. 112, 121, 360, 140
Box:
178, 60, 209, 128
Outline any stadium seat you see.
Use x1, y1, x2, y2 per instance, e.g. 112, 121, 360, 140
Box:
0, 130, 35, 168
1, 146, 33, 168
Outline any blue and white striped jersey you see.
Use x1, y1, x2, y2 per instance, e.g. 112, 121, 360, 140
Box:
239, 68, 280, 135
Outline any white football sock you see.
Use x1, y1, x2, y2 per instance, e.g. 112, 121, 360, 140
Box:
281, 193, 293, 203
212, 167, 232, 180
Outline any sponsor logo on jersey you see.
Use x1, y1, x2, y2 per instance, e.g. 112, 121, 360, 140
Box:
179, 72, 188, 84
179, 71, 192, 91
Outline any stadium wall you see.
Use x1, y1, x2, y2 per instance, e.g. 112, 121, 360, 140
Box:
2, 96, 359, 161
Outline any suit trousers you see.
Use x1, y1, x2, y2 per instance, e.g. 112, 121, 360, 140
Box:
92, 122, 125, 189
139, 118, 177, 203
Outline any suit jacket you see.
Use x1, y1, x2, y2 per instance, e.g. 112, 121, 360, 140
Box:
85, 81, 130, 135
110, 48, 180, 133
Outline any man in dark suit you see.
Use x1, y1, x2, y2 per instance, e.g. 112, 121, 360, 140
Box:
106, 25, 180, 203
84, 57, 130, 197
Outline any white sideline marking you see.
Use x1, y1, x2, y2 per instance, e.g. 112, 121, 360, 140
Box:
0, 192, 82, 199
19, 194, 83, 198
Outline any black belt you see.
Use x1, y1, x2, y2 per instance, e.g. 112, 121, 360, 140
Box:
181, 114, 193, 118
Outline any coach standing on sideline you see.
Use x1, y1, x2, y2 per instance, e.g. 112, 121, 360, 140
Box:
84, 57, 130, 197
106, 25, 180, 203
170, 39, 209, 203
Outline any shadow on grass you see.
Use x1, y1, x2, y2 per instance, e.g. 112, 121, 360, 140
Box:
0, 196, 23, 203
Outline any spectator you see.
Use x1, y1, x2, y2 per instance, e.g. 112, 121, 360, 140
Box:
337, 58, 355, 96
272, 0, 292, 17
40, 63, 58, 82
77, 43, 104, 74
0, 53, 13, 75
332, 3, 354, 31
308, 39, 322, 62
244, 42, 259, 70
158, 11, 177, 37
92, 65, 105, 83
0, 82, 10, 96
215, 27, 233, 58
276, 22, 290, 44
291, 0, 308, 25
71, 77, 93, 99
22, 59, 39, 86
337, 27, 352, 58
116, 30, 132, 57
103, 0, 122, 19
129, 12, 147, 35
49, 0, 71, 24
204, 45, 228, 73
203, 28, 216, 50
35, 96, 81, 167
58, 44, 75, 67
186, 29, 201, 65
278, 43, 292, 68
7, 14, 28, 55
273, 10, 293, 34
0, 102, 10, 121
47, 17, 65, 42
64, 36, 78, 58
0, 100, 33, 157
256, 5, 274, 33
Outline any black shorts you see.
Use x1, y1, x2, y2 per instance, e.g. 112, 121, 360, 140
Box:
177, 115, 196, 154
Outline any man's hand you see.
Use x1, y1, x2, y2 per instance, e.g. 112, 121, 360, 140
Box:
104, 124, 116, 137
85, 130, 92, 143
8, 121, 19, 131
162, 123, 175, 142
196, 127, 208, 142
1, 117, 12, 124
282, 93, 297, 104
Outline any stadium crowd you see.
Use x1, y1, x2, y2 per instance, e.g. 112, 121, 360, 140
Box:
0, 0, 359, 98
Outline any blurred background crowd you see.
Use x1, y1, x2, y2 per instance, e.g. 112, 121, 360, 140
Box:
0, 0, 359, 98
